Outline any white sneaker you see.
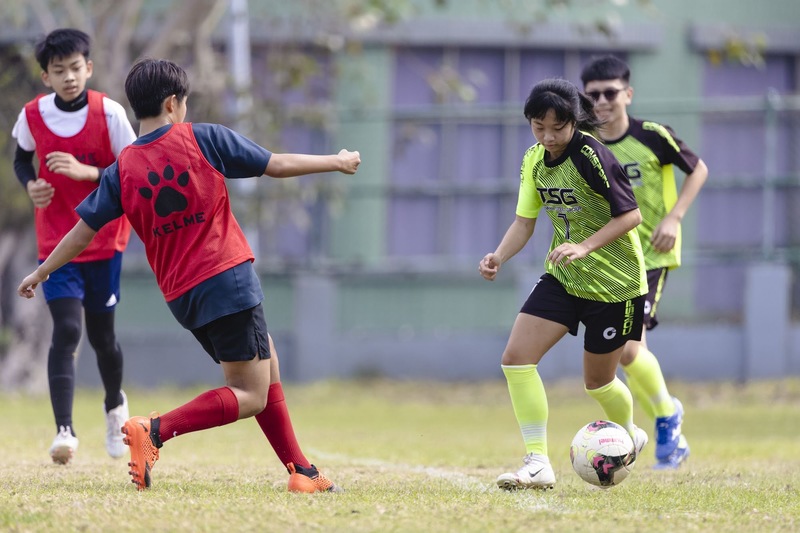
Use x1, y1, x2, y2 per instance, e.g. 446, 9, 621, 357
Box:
627, 425, 649, 468
50, 425, 79, 465
496, 453, 556, 491
104, 390, 129, 459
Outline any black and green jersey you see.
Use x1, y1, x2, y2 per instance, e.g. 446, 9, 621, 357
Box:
604, 117, 700, 270
516, 130, 647, 303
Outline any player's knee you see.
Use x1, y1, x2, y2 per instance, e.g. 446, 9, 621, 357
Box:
501, 349, 537, 366
86, 329, 117, 354
237, 383, 270, 418
51, 317, 82, 349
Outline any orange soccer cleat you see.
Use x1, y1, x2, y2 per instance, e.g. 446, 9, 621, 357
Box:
286, 462, 343, 493
121, 414, 161, 491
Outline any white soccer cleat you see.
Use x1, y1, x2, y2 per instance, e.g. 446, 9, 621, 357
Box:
104, 390, 129, 459
496, 453, 556, 491
50, 425, 79, 465
627, 425, 649, 468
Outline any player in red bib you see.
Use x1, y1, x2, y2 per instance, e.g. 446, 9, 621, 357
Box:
18, 58, 361, 493
12, 28, 135, 465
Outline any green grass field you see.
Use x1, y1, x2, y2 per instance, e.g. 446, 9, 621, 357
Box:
1, 379, 798, 532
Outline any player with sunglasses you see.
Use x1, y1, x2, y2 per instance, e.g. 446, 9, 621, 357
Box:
581, 55, 709, 469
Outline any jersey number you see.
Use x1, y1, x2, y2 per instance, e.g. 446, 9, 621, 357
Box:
557, 213, 571, 240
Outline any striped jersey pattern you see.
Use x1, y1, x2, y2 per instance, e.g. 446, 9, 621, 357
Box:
516, 130, 647, 303
603, 117, 700, 270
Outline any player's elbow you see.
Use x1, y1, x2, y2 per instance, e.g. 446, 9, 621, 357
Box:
625, 208, 642, 229
693, 159, 709, 182
264, 155, 291, 178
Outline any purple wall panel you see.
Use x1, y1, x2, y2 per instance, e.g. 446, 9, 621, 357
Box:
454, 125, 503, 183
393, 47, 443, 106
699, 54, 797, 315
457, 48, 505, 103
702, 56, 794, 96
276, 219, 311, 258
696, 189, 762, 247
389, 197, 439, 255
701, 117, 766, 178
392, 122, 442, 184
453, 198, 502, 256
694, 264, 745, 318
518, 51, 564, 99
516, 124, 536, 163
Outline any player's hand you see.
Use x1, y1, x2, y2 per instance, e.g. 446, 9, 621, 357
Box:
548, 242, 588, 267
26, 178, 55, 208
45, 151, 97, 181
479, 253, 502, 281
337, 149, 361, 174
651, 215, 679, 253
18, 269, 49, 299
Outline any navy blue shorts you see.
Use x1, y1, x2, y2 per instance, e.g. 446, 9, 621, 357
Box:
40, 252, 122, 313
644, 268, 668, 330
520, 273, 645, 354
190, 303, 271, 364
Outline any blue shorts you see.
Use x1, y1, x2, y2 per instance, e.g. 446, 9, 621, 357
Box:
40, 252, 123, 313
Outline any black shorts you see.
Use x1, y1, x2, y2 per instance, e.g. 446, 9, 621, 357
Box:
190, 303, 271, 364
644, 268, 668, 330
520, 274, 645, 354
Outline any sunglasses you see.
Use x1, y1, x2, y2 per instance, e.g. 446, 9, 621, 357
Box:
586, 87, 626, 102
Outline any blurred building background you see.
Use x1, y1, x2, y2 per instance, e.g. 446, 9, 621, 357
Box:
0, 0, 798, 388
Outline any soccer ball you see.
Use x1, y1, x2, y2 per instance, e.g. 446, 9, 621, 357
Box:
570, 420, 635, 488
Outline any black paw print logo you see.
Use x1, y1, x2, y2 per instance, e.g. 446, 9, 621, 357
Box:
139, 165, 190, 217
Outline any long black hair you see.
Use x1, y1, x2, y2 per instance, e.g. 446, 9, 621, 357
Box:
523, 78, 602, 134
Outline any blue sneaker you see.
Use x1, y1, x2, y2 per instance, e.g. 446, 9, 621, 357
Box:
653, 434, 690, 470
654, 397, 689, 468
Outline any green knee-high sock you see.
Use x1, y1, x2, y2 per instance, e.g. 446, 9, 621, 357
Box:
621, 346, 675, 419
585, 377, 634, 435
502, 364, 548, 456
623, 369, 655, 420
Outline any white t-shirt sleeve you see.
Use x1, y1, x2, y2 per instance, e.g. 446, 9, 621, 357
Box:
103, 97, 136, 156
11, 108, 35, 152
11, 95, 135, 157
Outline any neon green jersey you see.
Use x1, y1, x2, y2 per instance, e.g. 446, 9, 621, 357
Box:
517, 130, 647, 303
603, 117, 701, 270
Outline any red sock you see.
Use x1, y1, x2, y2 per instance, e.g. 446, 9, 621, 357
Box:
255, 383, 310, 469
159, 387, 239, 444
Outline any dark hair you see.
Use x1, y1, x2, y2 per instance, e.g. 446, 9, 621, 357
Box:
523, 78, 602, 133
125, 58, 190, 120
580, 55, 630, 86
34, 28, 91, 71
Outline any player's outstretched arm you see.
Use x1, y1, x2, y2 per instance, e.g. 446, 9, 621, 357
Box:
479, 215, 536, 281
17, 220, 97, 299
264, 149, 361, 178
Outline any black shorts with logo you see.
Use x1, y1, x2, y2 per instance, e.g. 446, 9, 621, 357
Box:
191, 303, 271, 364
520, 273, 645, 354
644, 268, 668, 330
